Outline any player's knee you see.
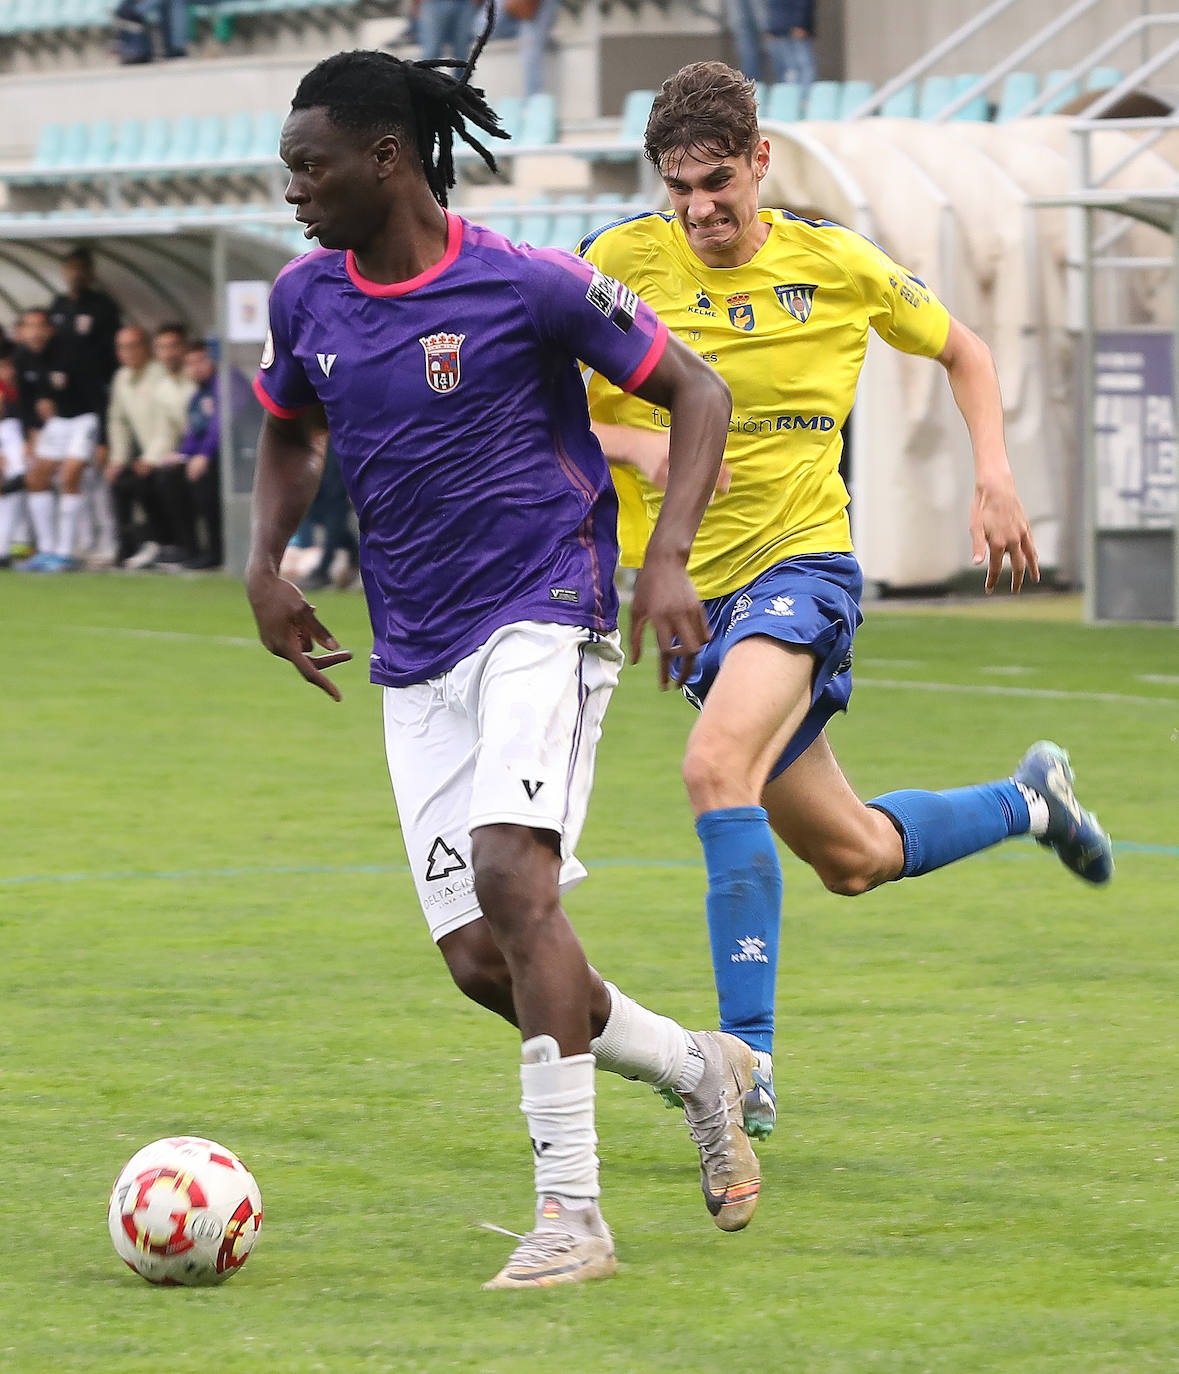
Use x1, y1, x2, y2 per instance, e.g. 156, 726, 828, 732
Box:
815, 860, 878, 897
682, 737, 748, 811
440, 930, 513, 1012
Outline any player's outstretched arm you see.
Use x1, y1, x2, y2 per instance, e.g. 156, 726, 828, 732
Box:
938, 316, 1040, 594
628, 335, 731, 687
245, 406, 352, 701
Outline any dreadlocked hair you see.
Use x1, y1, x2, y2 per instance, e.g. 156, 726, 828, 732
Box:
291, 6, 508, 206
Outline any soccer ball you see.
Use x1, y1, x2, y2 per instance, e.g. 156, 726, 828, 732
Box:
108, 1136, 263, 1286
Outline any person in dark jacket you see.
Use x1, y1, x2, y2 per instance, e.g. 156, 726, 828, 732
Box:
766, 0, 816, 90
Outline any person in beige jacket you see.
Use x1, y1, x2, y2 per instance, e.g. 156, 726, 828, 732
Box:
106, 323, 195, 567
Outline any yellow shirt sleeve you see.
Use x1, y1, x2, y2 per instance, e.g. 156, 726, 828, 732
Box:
848, 232, 951, 359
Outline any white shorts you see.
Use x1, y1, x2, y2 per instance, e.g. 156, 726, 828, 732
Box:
0, 417, 25, 477
35, 413, 99, 463
382, 620, 624, 943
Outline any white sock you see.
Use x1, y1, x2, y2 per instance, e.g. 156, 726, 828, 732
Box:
1014, 781, 1050, 837
27, 489, 55, 554
0, 492, 18, 554
56, 492, 84, 557
92, 476, 117, 550
590, 982, 705, 1094
519, 1035, 600, 1202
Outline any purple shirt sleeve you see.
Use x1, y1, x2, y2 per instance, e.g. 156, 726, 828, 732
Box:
525, 248, 668, 394
254, 264, 319, 418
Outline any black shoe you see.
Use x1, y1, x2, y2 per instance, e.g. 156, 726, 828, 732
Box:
182, 553, 221, 571
156, 545, 188, 566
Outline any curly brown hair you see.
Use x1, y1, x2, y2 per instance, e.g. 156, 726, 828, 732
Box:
644, 61, 760, 172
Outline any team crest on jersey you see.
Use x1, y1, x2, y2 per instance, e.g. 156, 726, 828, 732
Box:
774, 283, 817, 323
726, 293, 755, 331
419, 331, 466, 393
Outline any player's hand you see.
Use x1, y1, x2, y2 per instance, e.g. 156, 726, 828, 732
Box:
970, 476, 1040, 594
246, 569, 352, 701
637, 444, 731, 502
630, 553, 710, 690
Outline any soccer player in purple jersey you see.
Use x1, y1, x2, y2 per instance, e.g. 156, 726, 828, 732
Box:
246, 34, 763, 1290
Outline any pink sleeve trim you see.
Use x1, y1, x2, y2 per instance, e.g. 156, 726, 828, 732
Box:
253, 375, 309, 420
619, 318, 669, 394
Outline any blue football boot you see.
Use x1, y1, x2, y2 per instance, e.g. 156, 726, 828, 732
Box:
1014, 740, 1114, 884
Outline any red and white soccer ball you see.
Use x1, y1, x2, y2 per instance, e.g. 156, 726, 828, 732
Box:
108, 1136, 263, 1286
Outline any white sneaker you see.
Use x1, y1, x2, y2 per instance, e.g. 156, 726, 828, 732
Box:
123, 540, 160, 569
483, 1196, 616, 1290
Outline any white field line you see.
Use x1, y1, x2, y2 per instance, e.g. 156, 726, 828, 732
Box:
65, 626, 1179, 708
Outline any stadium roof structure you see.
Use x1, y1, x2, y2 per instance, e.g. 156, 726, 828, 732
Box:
0, 215, 294, 332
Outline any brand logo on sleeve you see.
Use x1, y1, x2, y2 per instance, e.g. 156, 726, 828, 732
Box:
316, 352, 337, 377
419, 332, 466, 394
774, 283, 817, 323
260, 330, 274, 370
585, 269, 637, 332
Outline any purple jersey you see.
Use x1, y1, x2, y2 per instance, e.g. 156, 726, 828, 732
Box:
255, 213, 667, 686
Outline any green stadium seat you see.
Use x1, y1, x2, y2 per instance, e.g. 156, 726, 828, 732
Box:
191, 114, 227, 163
947, 73, 988, 121
518, 93, 557, 147
995, 70, 1038, 122
803, 80, 841, 120
618, 88, 655, 143
1085, 65, 1123, 90
917, 75, 954, 119
493, 96, 523, 142
1041, 69, 1080, 113
221, 111, 256, 162
550, 194, 589, 251
82, 120, 117, 168
112, 118, 146, 166
764, 82, 802, 123
32, 123, 65, 168
838, 80, 875, 119
880, 82, 918, 117
516, 195, 556, 247
136, 116, 172, 167
250, 111, 283, 160
167, 115, 202, 166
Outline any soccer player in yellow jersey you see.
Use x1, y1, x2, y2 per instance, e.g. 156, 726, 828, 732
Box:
580, 62, 1113, 1142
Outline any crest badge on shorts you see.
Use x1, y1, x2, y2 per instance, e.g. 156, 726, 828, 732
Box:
726, 293, 755, 331
774, 283, 817, 323
419, 331, 467, 393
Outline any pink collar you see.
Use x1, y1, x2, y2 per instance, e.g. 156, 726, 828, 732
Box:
345, 212, 463, 297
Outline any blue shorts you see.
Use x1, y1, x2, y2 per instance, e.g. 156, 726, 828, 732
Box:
675, 552, 864, 781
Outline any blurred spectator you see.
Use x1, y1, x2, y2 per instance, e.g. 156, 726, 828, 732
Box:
13, 308, 100, 573
726, 0, 767, 83
164, 341, 250, 569
113, 0, 188, 63
297, 446, 360, 591
418, 0, 481, 61
0, 343, 28, 568
106, 325, 171, 567
140, 322, 198, 566
514, 0, 560, 97
766, 0, 816, 90
49, 245, 123, 566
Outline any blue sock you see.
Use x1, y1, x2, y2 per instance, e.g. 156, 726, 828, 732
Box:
695, 806, 781, 1056
868, 780, 1031, 877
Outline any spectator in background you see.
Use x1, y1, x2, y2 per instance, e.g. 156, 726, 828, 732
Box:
418, 0, 481, 61
106, 325, 171, 567
49, 245, 123, 566
296, 445, 360, 592
166, 340, 250, 570
144, 322, 198, 565
726, 0, 766, 83
516, 0, 560, 98
766, 0, 816, 90
113, 0, 187, 63
0, 342, 28, 568
13, 308, 100, 573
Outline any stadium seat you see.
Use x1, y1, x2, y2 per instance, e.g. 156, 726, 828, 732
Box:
250, 111, 283, 160
1085, 65, 1123, 90
995, 70, 1038, 122
618, 88, 655, 144
946, 73, 988, 121
803, 80, 841, 120
494, 96, 524, 142
1040, 68, 1080, 113
880, 82, 918, 117
764, 82, 803, 123
917, 74, 955, 120
220, 111, 257, 162
516, 194, 557, 247
32, 123, 65, 168
136, 117, 172, 167
518, 93, 557, 147
838, 80, 875, 119
82, 120, 117, 169
56, 122, 90, 170
111, 118, 146, 167
550, 193, 589, 251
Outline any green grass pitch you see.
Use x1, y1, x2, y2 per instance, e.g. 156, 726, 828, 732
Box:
2, 573, 1178, 1372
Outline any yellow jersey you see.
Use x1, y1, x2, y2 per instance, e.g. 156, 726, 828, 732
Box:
580, 209, 951, 599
